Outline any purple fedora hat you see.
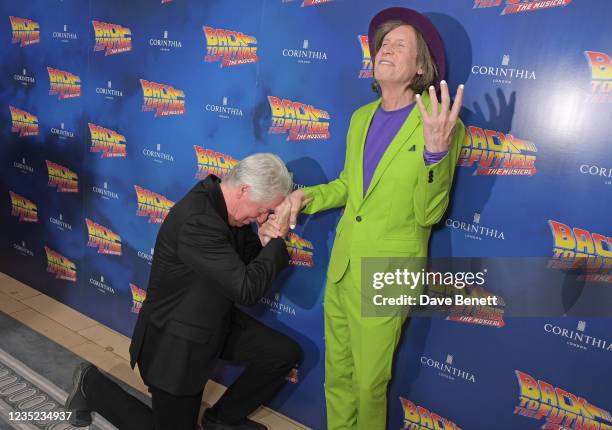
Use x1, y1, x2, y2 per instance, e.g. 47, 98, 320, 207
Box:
368, 7, 446, 85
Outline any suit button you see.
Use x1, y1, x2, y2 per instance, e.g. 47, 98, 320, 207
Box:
356, 216, 362, 222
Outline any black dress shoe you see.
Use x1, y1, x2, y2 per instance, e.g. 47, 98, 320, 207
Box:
64, 362, 95, 427
202, 412, 268, 430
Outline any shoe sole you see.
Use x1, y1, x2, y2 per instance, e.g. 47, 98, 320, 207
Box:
65, 363, 92, 427
202, 416, 268, 430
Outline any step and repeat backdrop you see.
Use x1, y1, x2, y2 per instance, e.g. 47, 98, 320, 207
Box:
1, 0, 611, 428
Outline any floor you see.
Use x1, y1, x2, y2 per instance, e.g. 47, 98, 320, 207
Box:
0, 272, 309, 430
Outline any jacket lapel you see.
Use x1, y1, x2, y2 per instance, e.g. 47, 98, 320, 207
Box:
362, 92, 430, 202
356, 100, 382, 207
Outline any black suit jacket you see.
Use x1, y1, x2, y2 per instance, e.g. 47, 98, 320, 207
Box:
129, 175, 290, 395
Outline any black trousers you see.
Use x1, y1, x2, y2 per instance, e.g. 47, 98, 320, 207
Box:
85, 312, 303, 430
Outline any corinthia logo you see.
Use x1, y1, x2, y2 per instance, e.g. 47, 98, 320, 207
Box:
49, 213, 72, 231
544, 321, 611, 352
95, 80, 123, 100
13, 240, 33, 257
89, 275, 116, 295
205, 96, 244, 119
13, 157, 34, 174
259, 293, 297, 316
142, 144, 174, 164
14, 68, 35, 86
420, 353, 476, 383
92, 181, 119, 200
471, 54, 536, 85
52, 24, 77, 42
445, 212, 506, 241
149, 30, 182, 51
282, 39, 328, 64
50, 122, 75, 140
579, 163, 612, 186
137, 247, 154, 265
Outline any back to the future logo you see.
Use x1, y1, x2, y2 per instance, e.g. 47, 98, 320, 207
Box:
10, 106, 38, 137
357, 35, 373, 79
204, 26, 257, 67
89, 123, 126, 158
268, 96, 330, 141
585, 50, 612, 103
10, 16, 40, 47
548, 220, 611, 283
473, 0, 572, 15
93, 20, 132, 55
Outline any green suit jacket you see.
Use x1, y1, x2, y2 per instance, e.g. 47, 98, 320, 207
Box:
302, 92, 464, 284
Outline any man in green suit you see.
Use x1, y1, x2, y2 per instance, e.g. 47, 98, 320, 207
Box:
286, 7, 465, 430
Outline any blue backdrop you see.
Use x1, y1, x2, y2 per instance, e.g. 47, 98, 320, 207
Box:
1, 0, 611, 429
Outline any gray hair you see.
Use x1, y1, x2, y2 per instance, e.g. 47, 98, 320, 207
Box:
223, 153, 293, 202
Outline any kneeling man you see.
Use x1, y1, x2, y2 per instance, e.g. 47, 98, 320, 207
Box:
66, 153, 302, 430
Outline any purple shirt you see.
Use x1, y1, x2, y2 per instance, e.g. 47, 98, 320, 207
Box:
363, 103, 447, 195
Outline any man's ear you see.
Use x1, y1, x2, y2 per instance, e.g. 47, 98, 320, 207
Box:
237, 184, 250, 199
